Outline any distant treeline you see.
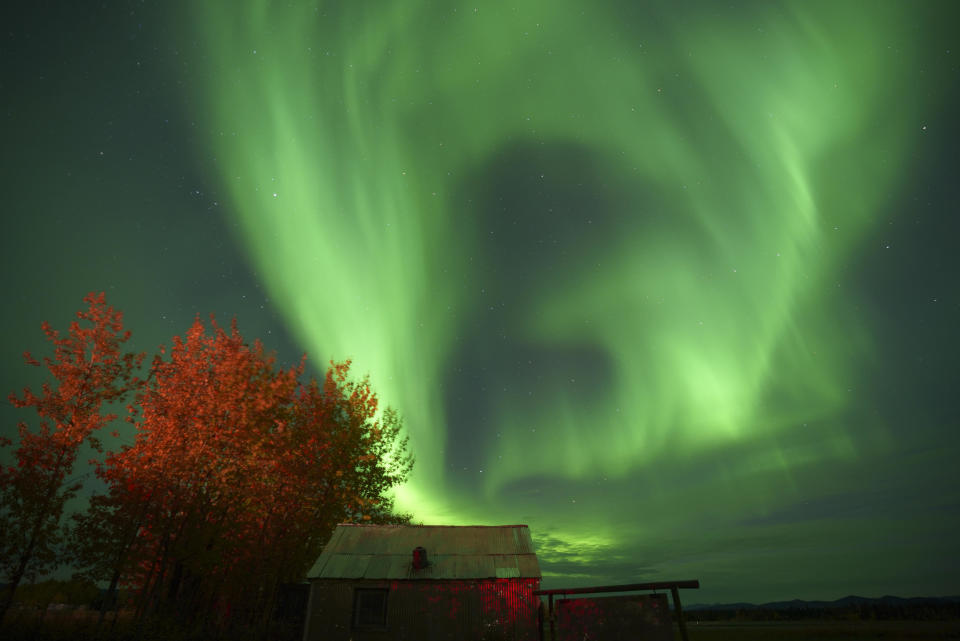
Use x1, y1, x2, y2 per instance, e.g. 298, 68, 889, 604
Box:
1, 579, 101, 609
0, 579, 308, 641
685, 600, 960, 622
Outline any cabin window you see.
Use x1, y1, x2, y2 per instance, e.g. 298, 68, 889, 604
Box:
352, 588, 388, 629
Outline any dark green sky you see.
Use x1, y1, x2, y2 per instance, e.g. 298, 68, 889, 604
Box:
2, 0, 958, 604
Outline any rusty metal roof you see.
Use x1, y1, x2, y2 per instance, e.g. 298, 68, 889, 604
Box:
307, 524, 541, 580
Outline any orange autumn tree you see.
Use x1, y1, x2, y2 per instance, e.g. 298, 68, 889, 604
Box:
0, 293, 143, 623
71, 315, 412, 627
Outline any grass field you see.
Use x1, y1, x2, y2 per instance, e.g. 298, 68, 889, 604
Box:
676, 620, 960, 640
5, 608, 960, 640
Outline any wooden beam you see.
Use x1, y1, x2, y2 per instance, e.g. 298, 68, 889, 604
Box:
533, 579, 699, 596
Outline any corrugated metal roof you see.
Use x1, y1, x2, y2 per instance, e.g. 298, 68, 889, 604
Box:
308, 524, 541, 580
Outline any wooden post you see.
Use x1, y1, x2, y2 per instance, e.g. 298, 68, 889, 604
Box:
538, 598, 544, 641
548, 593, 555, 640
671, 585, 689, 641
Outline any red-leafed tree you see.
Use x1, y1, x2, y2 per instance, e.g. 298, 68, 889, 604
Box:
0, 293, 143, 623
69, 315, 412, 632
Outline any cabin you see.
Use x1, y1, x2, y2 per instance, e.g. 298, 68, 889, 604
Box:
302, 524, 542, 641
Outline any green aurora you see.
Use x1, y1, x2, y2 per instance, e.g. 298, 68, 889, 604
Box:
2, 0, 957, 603
194, 0, 923, 543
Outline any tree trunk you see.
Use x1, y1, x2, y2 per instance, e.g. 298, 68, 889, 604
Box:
98, 567, 122, 626
0, 541, 34, 624
99, 509, 145, 626
0, 458, 66, 624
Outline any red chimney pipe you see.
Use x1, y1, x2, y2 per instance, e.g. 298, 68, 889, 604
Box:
412, 546, 428, 569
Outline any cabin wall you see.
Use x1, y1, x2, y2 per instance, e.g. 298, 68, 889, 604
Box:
304, 578, 540, 641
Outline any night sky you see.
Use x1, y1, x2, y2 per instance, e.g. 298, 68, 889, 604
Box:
2, 1, 958, 605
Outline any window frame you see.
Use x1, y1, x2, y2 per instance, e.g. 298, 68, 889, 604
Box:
352, 587, 389, 630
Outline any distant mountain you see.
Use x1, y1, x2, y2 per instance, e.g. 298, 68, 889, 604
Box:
686, 595, 960, 611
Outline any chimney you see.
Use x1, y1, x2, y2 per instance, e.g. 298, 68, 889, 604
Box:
412, 546, 428, 569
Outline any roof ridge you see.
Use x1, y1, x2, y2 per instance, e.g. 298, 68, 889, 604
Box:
335, 523, 530, 528
325, 552, 539, 556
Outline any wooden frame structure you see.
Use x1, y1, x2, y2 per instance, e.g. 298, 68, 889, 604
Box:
534, 579, 700, 641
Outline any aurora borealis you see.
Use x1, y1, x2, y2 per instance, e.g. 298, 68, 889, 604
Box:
2, 0, 958, 604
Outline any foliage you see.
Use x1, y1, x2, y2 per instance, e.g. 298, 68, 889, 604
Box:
2, 294, 413, 635
0, 293, 143, 623
66, 314, 413, 631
